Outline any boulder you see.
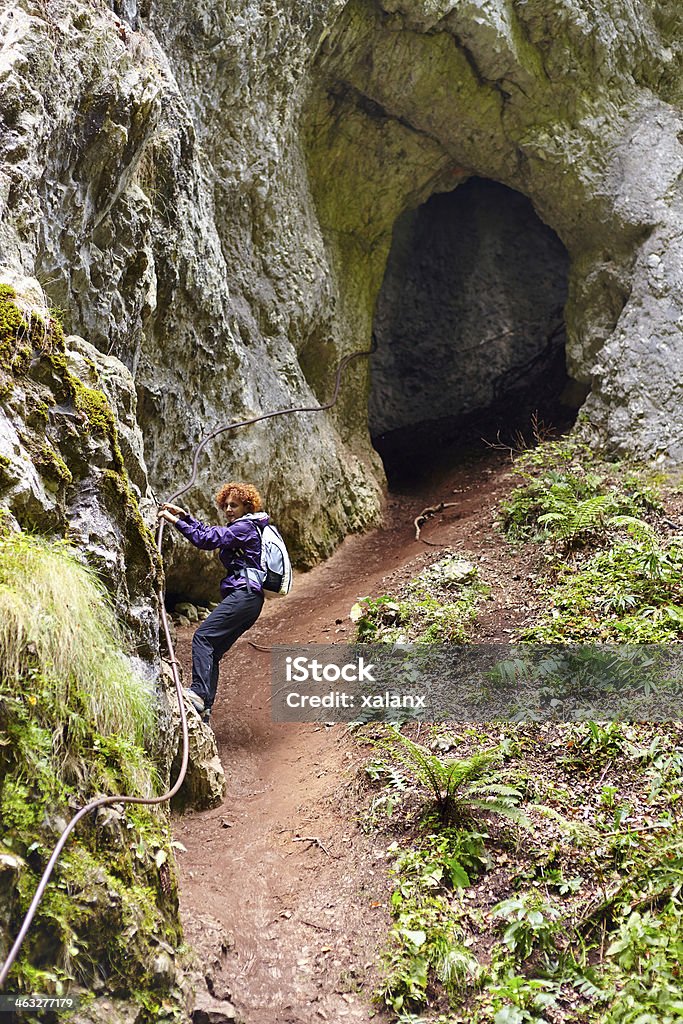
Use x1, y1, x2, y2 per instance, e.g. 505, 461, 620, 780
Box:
159, 662, 227, 810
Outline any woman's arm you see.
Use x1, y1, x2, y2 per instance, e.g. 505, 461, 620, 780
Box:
173, 515, 253, 552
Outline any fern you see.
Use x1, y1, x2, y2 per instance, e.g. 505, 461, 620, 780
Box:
529, 805, 599, 845
538, 494, 618, 546
609, 514, 656, 544
379, 729, 530, 825
501, 443, 662, 551
573, 495, 614, 534
366, 758, 409, 792
571, 970, 610, 1002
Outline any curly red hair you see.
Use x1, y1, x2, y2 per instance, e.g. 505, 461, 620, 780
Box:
215, 482, 263, 513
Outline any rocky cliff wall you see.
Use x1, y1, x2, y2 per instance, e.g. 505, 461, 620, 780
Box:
0, 0, 384, 602
2, 0, 683, 601
0, 272, 161, 655
306, 0, 683, 465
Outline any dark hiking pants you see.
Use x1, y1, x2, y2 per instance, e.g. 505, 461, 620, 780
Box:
190, 588, 264, 709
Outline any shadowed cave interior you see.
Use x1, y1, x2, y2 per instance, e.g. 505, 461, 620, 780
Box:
370, 178, 584, 483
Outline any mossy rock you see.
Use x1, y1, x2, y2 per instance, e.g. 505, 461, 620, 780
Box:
0, 277, 160, 657
0, 535, 187, 1019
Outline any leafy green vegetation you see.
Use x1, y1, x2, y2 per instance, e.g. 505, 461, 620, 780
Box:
371, 728, 528, 825
351, 555, 487, 643
519, 532, 683, 642
501, 438, 683, 643
353, 438, 683, 1023
0, 532, 155, 748
362, 722, 683, 1024
0, 532, 185, 1019
377, 828, 485, 1014
500, 439, 662, 549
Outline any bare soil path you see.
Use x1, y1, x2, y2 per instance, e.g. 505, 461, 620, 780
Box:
172, 449, 540, 1023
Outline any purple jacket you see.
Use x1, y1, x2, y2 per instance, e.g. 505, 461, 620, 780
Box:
174, 512, 268, 597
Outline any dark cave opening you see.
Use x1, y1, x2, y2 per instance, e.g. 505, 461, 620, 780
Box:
370, 178, 584, 483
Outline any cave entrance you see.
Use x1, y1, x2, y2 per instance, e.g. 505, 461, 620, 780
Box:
370, 177, 580, 483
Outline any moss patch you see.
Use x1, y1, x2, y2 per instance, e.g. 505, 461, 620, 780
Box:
0, 286, 65, 389
0, 290, 33, 383
34, 443, 73, 490
40, 350, 125, 472
0, 453, 12, 493
102, 469, 162, 583
0, 534, 185, 1018
2, 690, 182, 1006
0, 287, 124, 473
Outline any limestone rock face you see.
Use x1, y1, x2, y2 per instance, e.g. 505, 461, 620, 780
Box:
305, 0, 683, 464
0, 272, 161, 655
1, 0, 683, 603
0, 0, 383, 604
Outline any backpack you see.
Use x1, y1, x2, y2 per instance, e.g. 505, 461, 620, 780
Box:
244, 515, 293, 598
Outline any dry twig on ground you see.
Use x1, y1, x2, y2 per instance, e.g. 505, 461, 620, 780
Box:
414, 502, 459, 544
293, 835, 332, 855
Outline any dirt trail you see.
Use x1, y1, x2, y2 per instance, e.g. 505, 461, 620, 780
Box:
173, 449, 540, 1023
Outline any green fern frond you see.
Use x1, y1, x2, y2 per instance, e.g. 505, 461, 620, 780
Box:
381, 731, 445, 805
366, 758, 409, 791
609, 515, 655, 544
571, 495, 614, 534
442, 751, 498, 791
532, 804, 600, 844
379, 729, 526, 824
465, 798, 531, 826
472, 783, 524, 799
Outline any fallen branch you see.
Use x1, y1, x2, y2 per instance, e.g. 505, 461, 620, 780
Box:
414, 502, 459, 544
293, 835, 332, 855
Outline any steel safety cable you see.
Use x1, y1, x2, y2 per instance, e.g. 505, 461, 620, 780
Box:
166, 340, 375, 507
0, 338, 375, 990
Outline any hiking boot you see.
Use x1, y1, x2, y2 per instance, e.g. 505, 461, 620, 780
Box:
201, 708, 212, 725
183, 688, 205, 714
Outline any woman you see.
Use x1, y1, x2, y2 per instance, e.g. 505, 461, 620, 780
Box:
158, 482, 267, 721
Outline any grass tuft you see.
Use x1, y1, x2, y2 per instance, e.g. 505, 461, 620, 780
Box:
0, 532, 155, 747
